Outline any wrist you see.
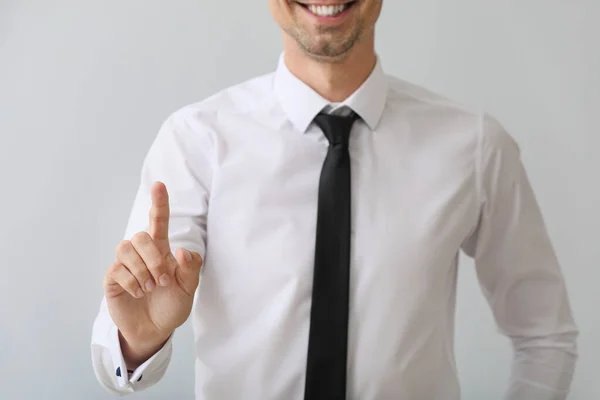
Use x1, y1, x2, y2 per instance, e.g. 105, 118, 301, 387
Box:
118, 330, 171, 369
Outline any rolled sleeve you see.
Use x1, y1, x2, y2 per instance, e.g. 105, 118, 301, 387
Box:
461, 113, 579, 399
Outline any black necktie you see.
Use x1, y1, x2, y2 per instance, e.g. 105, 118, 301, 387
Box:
304, 111, 360, 400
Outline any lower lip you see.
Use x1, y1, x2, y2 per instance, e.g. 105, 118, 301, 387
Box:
298, 3, 355, 23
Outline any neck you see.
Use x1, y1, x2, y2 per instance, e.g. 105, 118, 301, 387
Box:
282, 35, 377, 103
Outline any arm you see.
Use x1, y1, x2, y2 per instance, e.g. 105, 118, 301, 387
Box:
91, 111, 213, 394
461, 113, 579, 399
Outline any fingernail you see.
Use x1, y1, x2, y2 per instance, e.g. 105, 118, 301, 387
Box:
145, 279, 155, 292
159, 274, 170, 286
135, 288, 144, 298
184, 249, 192, 263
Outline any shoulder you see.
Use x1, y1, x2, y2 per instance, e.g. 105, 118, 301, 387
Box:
167, 72, 277, 129
385, 75, 480, 121
385, 74, 518, 154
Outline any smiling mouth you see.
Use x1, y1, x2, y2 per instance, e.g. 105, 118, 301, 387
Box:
295, 1, 358, 17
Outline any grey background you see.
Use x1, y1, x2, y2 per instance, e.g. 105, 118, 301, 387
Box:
1, 0, 598, 399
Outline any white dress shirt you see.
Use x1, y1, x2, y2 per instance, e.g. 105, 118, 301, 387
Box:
91, 54, 578, 399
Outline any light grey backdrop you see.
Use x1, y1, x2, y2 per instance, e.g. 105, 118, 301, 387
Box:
1, 1, 598, 399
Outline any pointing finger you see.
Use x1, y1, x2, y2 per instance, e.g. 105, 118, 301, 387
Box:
149, 181, 171, 254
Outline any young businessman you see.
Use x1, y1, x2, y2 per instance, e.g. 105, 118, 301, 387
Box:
91, 1, 578, 399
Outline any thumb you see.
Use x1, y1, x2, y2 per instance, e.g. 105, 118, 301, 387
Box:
175, 248, 203, 273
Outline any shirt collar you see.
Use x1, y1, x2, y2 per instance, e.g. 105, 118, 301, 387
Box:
274, 53, 389, 133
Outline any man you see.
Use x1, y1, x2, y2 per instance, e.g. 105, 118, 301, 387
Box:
91, 1, 579, 399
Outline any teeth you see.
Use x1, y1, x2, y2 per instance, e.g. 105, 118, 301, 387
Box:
308, 4, 348, 17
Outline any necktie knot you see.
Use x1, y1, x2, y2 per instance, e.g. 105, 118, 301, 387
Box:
313, 112, 359, 147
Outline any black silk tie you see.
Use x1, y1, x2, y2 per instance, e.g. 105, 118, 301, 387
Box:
304, 111, 359, 400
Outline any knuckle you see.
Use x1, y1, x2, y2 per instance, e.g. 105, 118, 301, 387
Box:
107, 262, 121, 276
149, 207, 164, 220
116, 240, 132, 256
131, 231, 152, 245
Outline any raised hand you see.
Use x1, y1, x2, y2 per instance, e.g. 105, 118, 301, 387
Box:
103, 182, 203, 366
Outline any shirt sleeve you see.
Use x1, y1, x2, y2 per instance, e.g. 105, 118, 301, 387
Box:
90, 110, 213, 394
461, 113, 579, 399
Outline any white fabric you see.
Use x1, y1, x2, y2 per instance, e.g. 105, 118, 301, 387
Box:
90, 53, 578, 399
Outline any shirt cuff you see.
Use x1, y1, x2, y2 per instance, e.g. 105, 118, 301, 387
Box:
111, 325, 174, 388
91, 298, 174, 394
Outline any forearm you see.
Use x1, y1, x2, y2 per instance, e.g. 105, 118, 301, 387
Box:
505, 332, 578, 400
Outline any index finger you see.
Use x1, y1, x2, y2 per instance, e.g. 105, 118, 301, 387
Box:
149, 181, 171, 252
